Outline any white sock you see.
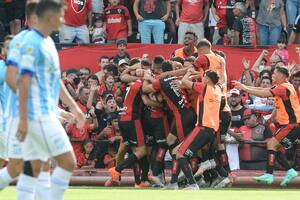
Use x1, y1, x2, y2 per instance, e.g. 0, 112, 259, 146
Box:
0, 167, 14, 189
35, 171, 51, 200
51, 167, 72, 200
16, 173, 37, 200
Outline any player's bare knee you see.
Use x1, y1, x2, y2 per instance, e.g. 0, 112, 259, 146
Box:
134, 146, 147, 159
7, 159, 23, 177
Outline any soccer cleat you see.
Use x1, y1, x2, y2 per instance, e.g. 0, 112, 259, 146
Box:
253, 173, 274, 184
149, 175, 165, 187
214, 177, 231, 188
178, 170, 186, 183
163, 182, 179, 190
183, 184, 200, 190
194, 160, 211, 177
108, 167, 121, 182
196, 177, 210, 188
280, 168, 298, 187
210, 175, 223, 188
134, 182, 149, 188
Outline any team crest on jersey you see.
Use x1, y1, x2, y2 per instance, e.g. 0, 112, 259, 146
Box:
117, 9, 122, 14
27, 47, 33, 54
15, 43, 20, 49
71, 0, 86, 14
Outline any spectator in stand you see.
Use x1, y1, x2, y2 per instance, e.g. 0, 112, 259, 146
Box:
3, 0, 25, 35
288, 14, 300, 44
133, 0, 171, 44
103, 0, 132, 44
77, 139, 97, 169
225, 88, 246, 171
96, 55, 110, 82
98, 73, 119, 97
59, 0, 92, 44
92, 0, 104, 16
272, 37, 289, 65
79, 67, 91, 88
232, 2, 257, 46
238, 109, 273, 170
91, 15, 106, 44
286, 0, 300, 34
87, 74, 100, 88
256, 0, 287, 45
64, 68, 81, 101
65, 106, 98, 160
113, 40, 131, 64
172, 31, 197, 60
215, 28, 230, 45
211, 0, 245, 44
175, 0, 209, 44
77, 86, 90, 113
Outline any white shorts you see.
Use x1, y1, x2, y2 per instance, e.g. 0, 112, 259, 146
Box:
0, 130, 7, 160
22, 116, 73, 162
6, 117, 23, 159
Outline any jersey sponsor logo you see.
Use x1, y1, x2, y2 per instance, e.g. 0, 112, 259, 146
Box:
107, 17, 122, 24
71, 0, 86, 14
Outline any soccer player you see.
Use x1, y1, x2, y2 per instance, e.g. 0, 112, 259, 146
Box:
176, 69, 222, 190
15, 1, 85, 200
233, 66, 300, 186
108, 64, 149, 187
143, 61, 196, 189
0, 35, 13, 168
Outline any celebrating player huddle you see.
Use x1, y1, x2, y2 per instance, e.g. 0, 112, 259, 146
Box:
0, 0, 300, 199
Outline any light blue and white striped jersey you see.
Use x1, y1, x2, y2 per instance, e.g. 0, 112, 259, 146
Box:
4, 30, 30, 119
0, 60, 7, 131
19, 29, 61, 120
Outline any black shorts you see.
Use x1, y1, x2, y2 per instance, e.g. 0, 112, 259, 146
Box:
142, 108, 169, 147
170, 108, 196, 142
218, 111, 232, 144
4, 0, 26, 23
119, 119, 145, 147
178, 126, 216, 158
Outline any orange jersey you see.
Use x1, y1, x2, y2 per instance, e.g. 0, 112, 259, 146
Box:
193, 82, 222, 131
174, 47, 197, 60
270, 82, 300, 125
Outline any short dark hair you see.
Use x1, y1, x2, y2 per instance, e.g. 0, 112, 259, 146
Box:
170, 56, 184, 65
153, 56, 165, 66
276, 66, 289, 78
87, 74, 100, 85
36, 0, 64, 18
185, 31, 198, 41
293, 70, 300, 78
259, 69, 272, 78
261, 76, 272, 84
26, 2, 38, 18
141, 59, 152, 67
99, 55, 109, 62
205, 70, 219, 85
196, 39, 211, 49
161, 61, 173, 72
103, 63, 118, 76
116, 40, 127, 46
129, 58, 140, 66
66, 68, 79, 76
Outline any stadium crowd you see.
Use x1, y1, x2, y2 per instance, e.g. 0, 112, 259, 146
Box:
0, 0, 300, 194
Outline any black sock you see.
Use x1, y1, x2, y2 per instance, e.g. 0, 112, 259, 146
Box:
277, 151, 291, 171
217, 150, 231, 173
152, 148, 167, 176
170, 154, 180, 184
266, 150, 276, 174
215, 165, 228, 177
189, 157, 198, 174
209, 169, 219, 181
133, 161, 141, 184
203, 170, 211, 183
178, 157, 197, 185
116, 153, 138, 173
139, 156, 149, 182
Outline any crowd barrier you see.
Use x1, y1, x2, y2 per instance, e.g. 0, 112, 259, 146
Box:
58, 44, 300, 81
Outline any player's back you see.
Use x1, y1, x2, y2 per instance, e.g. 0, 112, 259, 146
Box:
19, 29, 61, 120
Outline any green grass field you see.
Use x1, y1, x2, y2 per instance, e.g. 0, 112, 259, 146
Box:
1, 187, 300, 200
